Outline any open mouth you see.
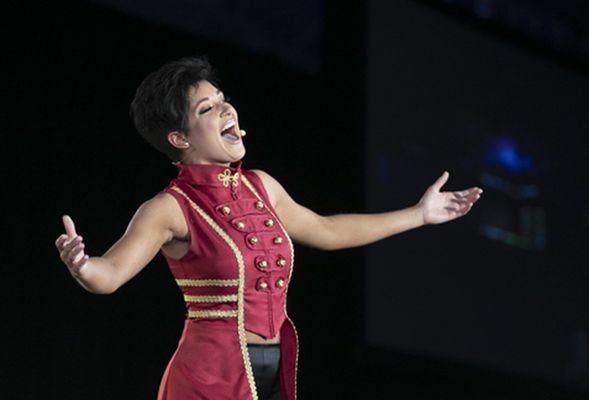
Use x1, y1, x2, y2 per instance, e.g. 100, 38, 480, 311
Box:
220, 121, 241, 144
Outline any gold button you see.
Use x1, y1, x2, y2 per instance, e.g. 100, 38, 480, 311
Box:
221, 206, 231, 215
264, 219, 274, 227
273, 236, 283, 245
236, 221, 245, 230
255, 201, 264, 210
258, 281, 268, 290
275, 279, 285, 288
276, 258, 287, 267
257, 260, 268, 268
249, 236, 259, 245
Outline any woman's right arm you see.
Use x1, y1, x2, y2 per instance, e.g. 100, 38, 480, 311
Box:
55, 193, 182, 294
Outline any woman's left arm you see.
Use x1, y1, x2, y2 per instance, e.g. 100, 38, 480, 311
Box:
252, 170, 482, 251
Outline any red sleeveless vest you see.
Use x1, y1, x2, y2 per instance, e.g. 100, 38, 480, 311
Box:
156, 160, 298, 400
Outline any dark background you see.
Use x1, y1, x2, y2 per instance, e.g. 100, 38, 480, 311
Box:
4, 1, 587, 399
365, 0, 589, 391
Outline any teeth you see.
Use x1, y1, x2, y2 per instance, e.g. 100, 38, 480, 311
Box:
221, 120, 236, 133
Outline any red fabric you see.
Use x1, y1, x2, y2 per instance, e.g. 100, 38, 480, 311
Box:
157, 160, 298, 400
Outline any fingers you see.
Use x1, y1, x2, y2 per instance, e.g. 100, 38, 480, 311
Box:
55, 234, 68, 248
445, 202, 473, 220
55, 234, 75, 252
450, 199, 470, 211
62, 215, 77, 239
60, 235, 83, 253
432, 171, 449, 191
449, 201, 472, 212
71, 253, 90, 270
445, 186, 481, 219
55, 233, 81, 253
450, 194, 479, 205
56, 215, 89, 273
60, 236, 82, 258
450, 189, 480, 208
453, 187, 482, 200
57, 234, 86, 265
67, 242, 86, 264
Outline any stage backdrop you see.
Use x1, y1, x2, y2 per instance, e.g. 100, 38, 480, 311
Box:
364, 0, 589, 390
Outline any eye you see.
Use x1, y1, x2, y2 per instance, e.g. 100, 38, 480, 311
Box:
199, 106, 212, 115
198, 95, 231, 115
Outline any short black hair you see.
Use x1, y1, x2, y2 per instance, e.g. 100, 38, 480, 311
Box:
129, 55, 219, 161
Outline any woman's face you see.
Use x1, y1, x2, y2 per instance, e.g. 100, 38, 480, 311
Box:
174, 79, 245, 165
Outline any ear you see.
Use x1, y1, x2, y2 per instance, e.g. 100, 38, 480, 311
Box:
167, 131, 190, 150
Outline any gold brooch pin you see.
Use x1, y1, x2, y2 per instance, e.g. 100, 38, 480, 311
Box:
217, 169, 240, 187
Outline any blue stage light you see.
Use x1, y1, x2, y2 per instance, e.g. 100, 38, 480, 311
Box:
482, 136, 535, 175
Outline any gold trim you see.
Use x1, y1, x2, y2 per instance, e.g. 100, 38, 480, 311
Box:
188, 309, 238, 318
184, 294, 238, 303
170, 186, 258, 400
217, 169, 240, 187
241, 174, 299, 399
175, 278, 238, 287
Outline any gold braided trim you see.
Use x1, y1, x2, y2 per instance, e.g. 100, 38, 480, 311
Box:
170, 186, 258, 400
241, 174, 298, 399
187, 309, 238, 318
184, 294, 238, 303
175, 278, 238, 287
217, 169, 240, 187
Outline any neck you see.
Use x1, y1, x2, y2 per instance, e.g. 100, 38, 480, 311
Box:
181, 161, 232, 167
179, 154, 234, 167
174, 158, 243, 171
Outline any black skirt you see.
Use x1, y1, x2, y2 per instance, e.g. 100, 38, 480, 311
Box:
247, 343, 282, 400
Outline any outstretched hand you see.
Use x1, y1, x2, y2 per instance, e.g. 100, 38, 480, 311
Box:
55, 215, 89, 276
416, 171, 482, 225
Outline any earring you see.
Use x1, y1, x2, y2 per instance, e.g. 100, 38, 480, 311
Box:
241, 129, 247, 137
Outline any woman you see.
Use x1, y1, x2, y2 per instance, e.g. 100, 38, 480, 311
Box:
55, 56, 482, 400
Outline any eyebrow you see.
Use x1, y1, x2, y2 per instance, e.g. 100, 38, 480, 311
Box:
194, 89, 223, 110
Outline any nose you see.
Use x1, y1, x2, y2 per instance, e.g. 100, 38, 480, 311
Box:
221, 102, 235, 118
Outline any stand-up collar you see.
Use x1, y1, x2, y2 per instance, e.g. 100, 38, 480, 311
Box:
176, 160, 243, 188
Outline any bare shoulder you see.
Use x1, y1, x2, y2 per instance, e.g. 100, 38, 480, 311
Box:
139, 192, 180, 215
249, 169, 284, 209
134, 192, 189, 241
